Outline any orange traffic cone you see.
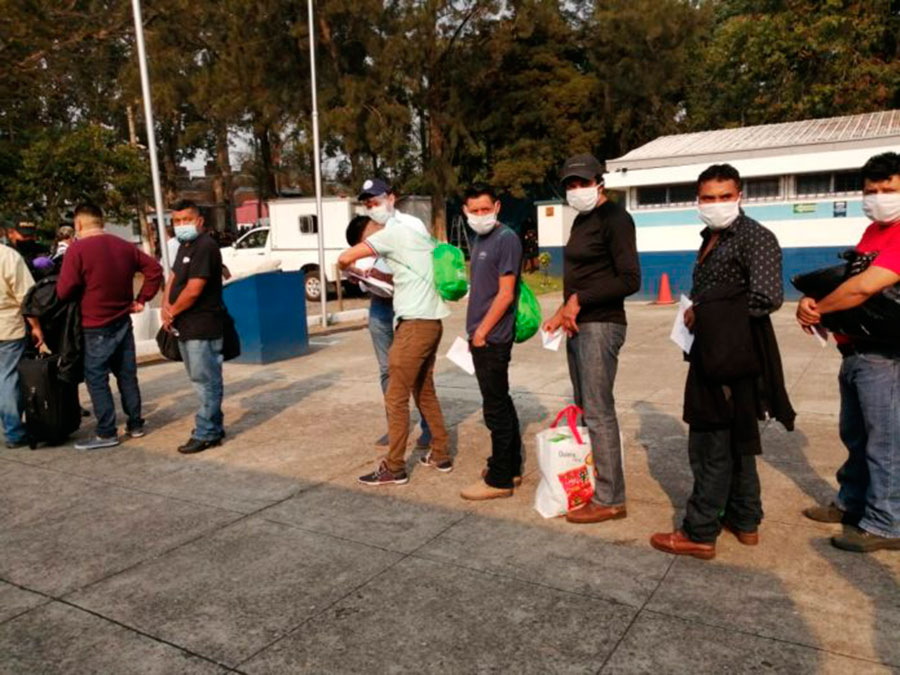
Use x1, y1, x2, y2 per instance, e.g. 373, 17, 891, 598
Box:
654, 273, 675, 305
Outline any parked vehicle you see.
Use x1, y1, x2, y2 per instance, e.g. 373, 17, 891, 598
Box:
220, 197, 357, 301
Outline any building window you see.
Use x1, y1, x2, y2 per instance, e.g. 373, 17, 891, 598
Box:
636, 183, 695, 207
636, 186, 667, 206
668, 184, 696, 204
796, 172, 832, 196
834, 171, 862, 194
796, 171, 862, 197
744, 177, 780, 201
299, 215, 318, 234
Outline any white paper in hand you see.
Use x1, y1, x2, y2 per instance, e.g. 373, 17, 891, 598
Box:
670, 294, 695, 354
541, 328, 563, 352
446, 336, 475, 375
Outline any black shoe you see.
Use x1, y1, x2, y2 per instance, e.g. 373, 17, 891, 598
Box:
177, 437, 222, 454
6, 439, 30, 449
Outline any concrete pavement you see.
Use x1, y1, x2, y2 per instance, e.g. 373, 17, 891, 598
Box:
1, 298, 898, 674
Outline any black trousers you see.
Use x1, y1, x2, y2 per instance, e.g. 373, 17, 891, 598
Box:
682, 428, 763, 543
471, 342, 522, 489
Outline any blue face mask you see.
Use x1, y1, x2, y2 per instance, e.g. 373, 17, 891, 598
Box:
174, 224, 200, 242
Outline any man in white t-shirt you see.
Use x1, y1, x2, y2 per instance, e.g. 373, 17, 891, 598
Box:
338, 178, 450, 486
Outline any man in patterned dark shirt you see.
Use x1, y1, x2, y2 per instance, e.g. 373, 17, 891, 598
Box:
651, 164, 794, 560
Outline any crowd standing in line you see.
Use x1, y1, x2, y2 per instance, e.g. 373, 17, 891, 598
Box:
0, 151, 897, 557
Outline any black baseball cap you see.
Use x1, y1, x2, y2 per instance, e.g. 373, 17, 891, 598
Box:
559, 154, 605, 184
358, 178, 392, 200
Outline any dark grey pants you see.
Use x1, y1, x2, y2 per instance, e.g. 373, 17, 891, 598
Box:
566, 322, 627, 506
682, 428, 763, 543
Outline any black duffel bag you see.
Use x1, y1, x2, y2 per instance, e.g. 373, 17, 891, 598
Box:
155, 310, 240, 362
791, 249, 900, 343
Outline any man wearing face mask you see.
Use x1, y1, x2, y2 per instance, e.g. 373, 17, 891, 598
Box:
338, 179, 451, 486
543, 153, 640, 524
57, 203, 163, 449
458, 184, 523, 500
651, 164, 794, 560
798, 152, 900, 553
161, 200, 226, 455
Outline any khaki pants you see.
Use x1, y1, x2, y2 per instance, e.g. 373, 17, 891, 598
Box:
385, 319, 449, 473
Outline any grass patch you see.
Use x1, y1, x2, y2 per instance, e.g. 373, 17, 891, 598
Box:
522, 271, 563, 296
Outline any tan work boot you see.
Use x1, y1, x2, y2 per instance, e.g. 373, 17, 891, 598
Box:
460, 480, 513, 501
480, 468, 523, 487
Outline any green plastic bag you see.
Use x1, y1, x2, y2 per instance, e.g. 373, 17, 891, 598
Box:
515, 281, 541, 343
432, 242, 468, 301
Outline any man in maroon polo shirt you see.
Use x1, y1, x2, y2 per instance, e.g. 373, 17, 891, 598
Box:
56, 203, 163, 450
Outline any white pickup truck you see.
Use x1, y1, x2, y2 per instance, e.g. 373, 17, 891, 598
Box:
221, 197, 357, 301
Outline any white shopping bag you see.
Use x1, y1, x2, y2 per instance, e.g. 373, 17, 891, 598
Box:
534, 405, 596, 519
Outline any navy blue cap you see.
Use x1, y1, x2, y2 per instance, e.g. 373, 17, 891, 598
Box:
358, 178, 392, 200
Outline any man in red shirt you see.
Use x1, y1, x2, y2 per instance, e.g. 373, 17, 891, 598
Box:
57, 203, 163, 450
798, 152, 900, 552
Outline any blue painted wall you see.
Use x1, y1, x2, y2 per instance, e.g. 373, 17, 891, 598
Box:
632, 198, 863, 228
539, 245, 847, 301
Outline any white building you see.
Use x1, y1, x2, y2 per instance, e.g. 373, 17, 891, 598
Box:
538, 110, 900, 300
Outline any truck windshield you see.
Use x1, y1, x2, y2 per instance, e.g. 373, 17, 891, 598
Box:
236, 230, 268, 249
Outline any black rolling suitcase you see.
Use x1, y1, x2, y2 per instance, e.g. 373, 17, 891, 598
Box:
18, 353, 81, 449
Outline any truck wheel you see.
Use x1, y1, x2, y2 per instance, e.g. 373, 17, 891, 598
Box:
305, 271, 322, 302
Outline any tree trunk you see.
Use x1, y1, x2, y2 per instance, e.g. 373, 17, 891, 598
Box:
428, 109, 447, 241
215, 124, 234, 232
255, 124, 278, 200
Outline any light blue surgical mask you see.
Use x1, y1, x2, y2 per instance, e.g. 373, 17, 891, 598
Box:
174, 224, 200, 242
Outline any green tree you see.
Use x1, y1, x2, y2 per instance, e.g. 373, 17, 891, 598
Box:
684, 0, 900, 129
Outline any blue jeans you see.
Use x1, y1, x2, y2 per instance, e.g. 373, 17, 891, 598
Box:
84, 318, 143, 438
0, 338, 26, 444
368, 307, 430, 441
178, 338, 224, 441
566, 322, 627, 506
836, 351, 900, 538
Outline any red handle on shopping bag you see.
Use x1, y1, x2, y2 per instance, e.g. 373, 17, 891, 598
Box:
550, 404, 585, 445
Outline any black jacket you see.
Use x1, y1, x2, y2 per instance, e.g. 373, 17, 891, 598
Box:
683, 283, 795, 455
21, 274, 84, 384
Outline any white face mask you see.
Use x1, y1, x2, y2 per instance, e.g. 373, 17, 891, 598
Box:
366, 199, 393, 225
566, 186, 599, 213
863, 193, 900, 225
698, 201, 741, 231
466, 212, 498, 235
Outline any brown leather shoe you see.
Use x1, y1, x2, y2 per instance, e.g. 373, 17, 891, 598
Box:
565, 502, 627, 524
722, 522, 759, 546
650, 530, 716, 560
480, 468, 522, 487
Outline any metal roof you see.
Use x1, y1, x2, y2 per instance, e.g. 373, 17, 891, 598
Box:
608, 110, 900, 170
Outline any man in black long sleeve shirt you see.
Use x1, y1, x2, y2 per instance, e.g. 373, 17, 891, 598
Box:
545, 153, 641, 524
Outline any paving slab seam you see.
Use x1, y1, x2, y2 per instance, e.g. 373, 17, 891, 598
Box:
0, 576, 240, 672
56, 482, 326, 604
640, 606, 899, 669
596, 556, 678, 674
232, 509, 476, 669
1, 457, 260, 516
406, 549, 644, 612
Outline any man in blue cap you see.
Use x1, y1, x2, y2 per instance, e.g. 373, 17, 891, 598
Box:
338, 178, 451, 486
